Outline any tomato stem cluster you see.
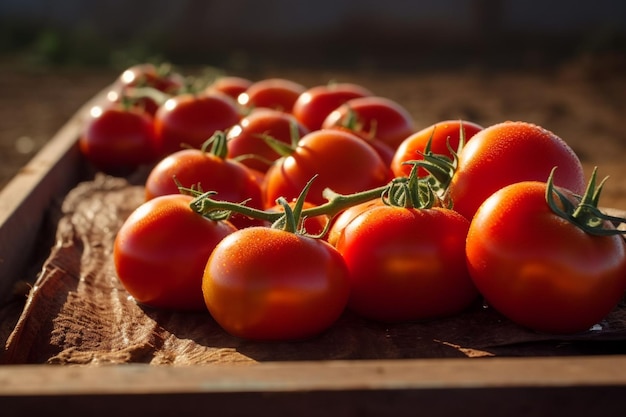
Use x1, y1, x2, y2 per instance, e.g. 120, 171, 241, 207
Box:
547, 167, 626, 236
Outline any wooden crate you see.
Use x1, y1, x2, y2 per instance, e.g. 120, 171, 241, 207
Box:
1, 86, 626, 417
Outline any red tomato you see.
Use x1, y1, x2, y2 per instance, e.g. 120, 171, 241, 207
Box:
78, 104, 158, 175
391, 120, 484, 178
154, 92, 241, 156
115, 63, 184, 115
206, 76, 253, 100
466, 180, 626, 334
335, 205, 478, 322
263, 128, 392, 206
326, 199, 384, 246
226, 108, 309, 173
292, 82, 373, 131
202, 227, 351, 340
321, 96, 415, 150
238, 78, 306, 113
145, 148, 266, 229
114, 194, 237, 311
448, 121, 586, 220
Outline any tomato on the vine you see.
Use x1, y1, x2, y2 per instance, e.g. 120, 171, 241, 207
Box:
263, 128, 392, 206
322, 96, 415, 150
202, 226, 351, 340
292, 82, 373, 131
145, 146, 266, 229
154, 91, 241, 156
466, 174, 626, 334
226, 108, 309, 173
391, 120, 484, 178
238, 78, 306, 113
335, 204, 478, 322
78, 103, 158, 175
448, 121, 587, 220
114, 194, 237, 311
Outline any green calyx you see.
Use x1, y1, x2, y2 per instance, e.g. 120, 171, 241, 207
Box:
546, 166, 626, 236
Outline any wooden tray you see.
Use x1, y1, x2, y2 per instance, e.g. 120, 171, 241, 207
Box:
1, 86, 626, 416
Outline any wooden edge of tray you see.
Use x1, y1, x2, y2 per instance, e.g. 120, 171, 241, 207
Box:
1, 356, 626, 416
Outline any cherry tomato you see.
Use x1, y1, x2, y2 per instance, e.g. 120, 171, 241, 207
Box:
238, 78, 306, 113
114, 194, 237, 311
466, 180, 626, 333
202, 226, 351, 340
154, 91, 241, 156
226, 108, 309, 173
145, 148, 266, 229
206, 76, 253, 100
335, 205, 478, 322
391, 120, 484, 178
449, 121, 586, 220
322, 96, 415, 150
292, 82, 373, 131
263, 128, 392, 206
78, 104, 157, 175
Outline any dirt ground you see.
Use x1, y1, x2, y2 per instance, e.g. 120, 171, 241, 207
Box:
1, 53, 626, 209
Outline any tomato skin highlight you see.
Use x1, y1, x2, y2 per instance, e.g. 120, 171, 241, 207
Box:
114, 194, 237, 311
466, 181, 626, 334
335, 205, 478, 323
202, 227, 351, 341
238, 78, 306, 113
449, 121, 586, 220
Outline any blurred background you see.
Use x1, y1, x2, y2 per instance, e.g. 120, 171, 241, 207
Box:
1, 0, 624, 71
1, 0, 625, 204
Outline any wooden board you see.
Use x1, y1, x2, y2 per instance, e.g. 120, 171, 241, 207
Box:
1, 84, 626, 416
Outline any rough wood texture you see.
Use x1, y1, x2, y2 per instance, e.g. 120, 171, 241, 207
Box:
3, 175, 626, 365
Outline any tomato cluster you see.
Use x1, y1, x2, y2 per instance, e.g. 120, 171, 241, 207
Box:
84, 62, 626, 341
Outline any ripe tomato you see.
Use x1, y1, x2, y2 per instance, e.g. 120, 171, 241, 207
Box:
238, 78, 306, 113
115, 63, 184, 115
326, 199, 384, 246
391, 120, 484, 178
78, 104, 158, 175
154, 91, 241, 156
448, 121, 586, 220
466, 180, 626, 334
267, 201, 328, 236
292, 82, 373, 131
206, 75, 253, 100
226, 108, 309, 173
263, 128, 392, 206
114, 194, 237, 311
335, 205, 478, 322
321, 96, 415, 150
145, 147, 266, 229
202, 227, 351, 340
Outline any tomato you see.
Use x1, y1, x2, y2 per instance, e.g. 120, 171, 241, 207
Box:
466, 180, 626, 334
292, 82, 373, 131
335, 205, 478, 322
154, 91, 241, 156
238, 78, 306, 113
321, 96, 415, 150
202, 226, 351, 340
145, 147, 266, 228
326, 199, 384, 246
206, 76, 253, 100
226, 108, 309, 173
391, 120, 484, 178
115, 63, 184, 115
114, 194, 237, 311
78, 103, 158, 175
263, 128, 392, 206
448, 121, 586, 220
